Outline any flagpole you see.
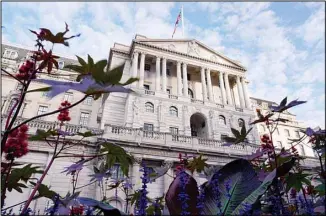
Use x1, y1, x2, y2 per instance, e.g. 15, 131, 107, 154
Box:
181, 5, 185, 38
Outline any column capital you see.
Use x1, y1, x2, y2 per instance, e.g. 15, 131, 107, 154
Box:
140, 51, 146, 55
133, 50, 140, 55
182, 62, 187, 66
176, 61, 181, 65
162, 56, 167, 60
133, 156, 142, 164
156, 56, 161, 60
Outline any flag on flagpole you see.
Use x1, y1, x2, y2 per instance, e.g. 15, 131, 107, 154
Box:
172, 11, 181, 38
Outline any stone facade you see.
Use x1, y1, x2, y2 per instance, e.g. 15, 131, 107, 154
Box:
1, 37, 319, 213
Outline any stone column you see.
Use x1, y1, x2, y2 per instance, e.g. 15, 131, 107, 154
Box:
200, 67, 207, 101
132, 156, 142, 189
155, 57, 161, 91
236, 76, 245, 108
138, 52, 146, 88
132, 51, 139, 86
182, 63, 188, 97
219, 72, 227, 104
206, 68, 213, 102
241, 77, 251, 109
162, 57, 167, 92
224, 73, 233, 106
177, 62, 182, 96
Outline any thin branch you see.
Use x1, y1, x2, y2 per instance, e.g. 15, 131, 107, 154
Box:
75, 181, 96, 190
1, 68, 26, 85
56, 153, 106, 158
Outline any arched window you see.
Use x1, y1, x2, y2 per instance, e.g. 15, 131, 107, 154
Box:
219, 115, 226, 125
145, 102, 154, 113
238, 118, 244, 128
58, 61, 65, 69
260, 125, 265, 132
169, 106, 178, 117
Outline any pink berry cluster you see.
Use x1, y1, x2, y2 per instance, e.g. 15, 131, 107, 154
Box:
16, 60, 36, 81
4, 124, 29, 160
57, 101, 71, 122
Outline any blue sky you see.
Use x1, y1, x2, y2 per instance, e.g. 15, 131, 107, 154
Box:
2, 2, 325, 128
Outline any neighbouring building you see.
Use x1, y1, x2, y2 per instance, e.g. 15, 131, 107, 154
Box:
1, 37, 319, 213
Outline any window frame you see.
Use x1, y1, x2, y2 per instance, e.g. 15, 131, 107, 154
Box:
144, 85, 150, 90
144, 63, 151, 72
219, 115, 226, 125
79, 112, 90, 126
63, 92, 73, 102
145, 102, 154, 113
37, 105, 49, 116
111, 164, 125, 180
169, 106, 178, 117
238, 118, 244, 128
83, 96, 93, 106
143, 123, 154, 138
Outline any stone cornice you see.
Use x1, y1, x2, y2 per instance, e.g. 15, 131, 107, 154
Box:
133, 41, 246, 72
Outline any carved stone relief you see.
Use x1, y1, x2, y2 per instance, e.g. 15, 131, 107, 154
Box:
187, 41, 200, 56
168, 44, 176, 51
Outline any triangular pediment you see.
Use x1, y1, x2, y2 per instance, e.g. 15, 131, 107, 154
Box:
135, 38, 246, 69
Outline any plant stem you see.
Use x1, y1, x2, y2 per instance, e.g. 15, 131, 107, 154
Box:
1, 159, 14, 208
20, 157, 55, 214
318, 154, 324, 173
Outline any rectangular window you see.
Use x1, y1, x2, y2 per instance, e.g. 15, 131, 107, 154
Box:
187, 74, 191, 81
83, 96, 93, 105
167, 89, 171, 94
144, 64, 151, 71
221, 134, 228, 142
37, 105, 48, 115
170, 127, 179, 135
111, 164, 124, 180
143, 123, 154, 138
144, 85, 150, 90
284, 129, 290, 137
167, 68, 171, 76
79, 112, 90, 126
63, 92, 73, 102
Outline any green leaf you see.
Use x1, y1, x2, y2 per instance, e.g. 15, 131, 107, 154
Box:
76, 55, 87, 66
100, 142, 133, 176
25, 87, 52, 93
88, 54, 94, 67
232, 169, 277, 215
202, 159, 260, 215
104, 65, 124, 85
315, 184, 325, 196
30, 182, 57, 199
77, 131, 100, 137
29, 129, 57, 141
240, 125, 246, 137
187, 154, 208, 173
231, 128, 241, 138
285, 172, 311, 192
120, 77, 139, 86
64, 64, 84, 73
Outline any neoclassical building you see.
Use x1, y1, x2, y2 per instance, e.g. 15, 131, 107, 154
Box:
1, 37, 319, 213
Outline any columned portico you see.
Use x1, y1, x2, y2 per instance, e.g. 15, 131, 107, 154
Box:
200, 67, 207, 101
219, 72, 227, 104
155, 57, 161, 91
182, 63, 188, 97
132, 51, 139, 86
162, 58, 167, 92
177, 62, 182, 96
206, 68, 213, 102
138, 52, 146, 88
241, 77, 251, 109
224, 73, 233, 106
236, 76, 245, 108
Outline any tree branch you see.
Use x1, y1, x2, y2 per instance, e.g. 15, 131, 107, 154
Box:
1, 68, 25, 85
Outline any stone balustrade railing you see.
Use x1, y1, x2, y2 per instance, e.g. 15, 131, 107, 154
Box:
144, 90, 155, 95
168, 94, 178, 100
1, 115, 103, 141
103, 124, 262, 156
191, 99, 204, 104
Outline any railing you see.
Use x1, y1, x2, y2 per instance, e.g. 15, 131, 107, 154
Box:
216, 103, 225, 108
235, 107, 243, 112
168, 94, 178, 100
1, 115, 103, 139
191, 99, 204, 104
144, 90, 155, 95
